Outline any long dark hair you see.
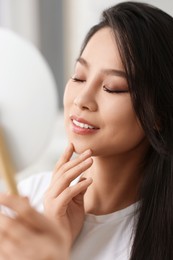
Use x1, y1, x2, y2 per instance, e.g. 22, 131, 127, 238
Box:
80, 2, 173, 260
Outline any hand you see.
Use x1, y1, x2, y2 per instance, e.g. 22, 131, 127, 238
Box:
0, 193, 70, 260
43, 143, 93, 244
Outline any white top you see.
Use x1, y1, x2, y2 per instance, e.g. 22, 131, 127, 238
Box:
17, 171, 138, 260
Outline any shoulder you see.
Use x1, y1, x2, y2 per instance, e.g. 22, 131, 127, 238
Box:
18, 171, 52, 212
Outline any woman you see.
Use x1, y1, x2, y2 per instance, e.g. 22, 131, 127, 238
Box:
1, 2, 173, 259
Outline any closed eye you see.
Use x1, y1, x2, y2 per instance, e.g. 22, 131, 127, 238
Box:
71, 77, 85, 83
103, 86, 129, 94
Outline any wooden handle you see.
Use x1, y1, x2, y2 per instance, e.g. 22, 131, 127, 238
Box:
0, 127, 18, 195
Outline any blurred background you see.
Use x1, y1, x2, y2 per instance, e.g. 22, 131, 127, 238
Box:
0, 0, 173, 190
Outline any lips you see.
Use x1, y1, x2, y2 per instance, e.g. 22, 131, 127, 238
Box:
70, 115, 99, 129
73, 119, 95, 129
69, 115, 99, 135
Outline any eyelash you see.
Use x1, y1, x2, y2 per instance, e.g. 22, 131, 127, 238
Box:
71, 77, 85, 83
103, 86, 128, 94
71, 77, 128, 94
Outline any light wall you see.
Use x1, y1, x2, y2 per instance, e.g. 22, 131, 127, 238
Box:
0, 0, 40, 48
0, 0, 65, 108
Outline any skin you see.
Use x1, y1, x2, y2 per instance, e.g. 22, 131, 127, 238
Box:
44, 143, 93, 242
63, 27, 149, 214
44, 26, 149, 249
64, 28, 146, 157
0, 145, 93, 259
0, 27, 150, 259
0, 194, 70, 260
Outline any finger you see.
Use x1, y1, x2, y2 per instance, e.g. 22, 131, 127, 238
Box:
51, 149, 92, 185
0, 234, 10, 260
46, 157, 93, 198
51, 148, 92, 183
0, 194, 57, 234
53, 143, 74, 172
0, 212, 33, 242
0, 245, 12, 260
0, 238, 23, 260
51, 177, 93, 216
75, 176, 91, 200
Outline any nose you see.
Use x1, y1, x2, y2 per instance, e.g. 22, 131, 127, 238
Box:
73, 88, 98, 112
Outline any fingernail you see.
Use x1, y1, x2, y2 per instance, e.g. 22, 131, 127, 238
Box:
65, 143, 73, 152
86, 177, 93, 183
81, 149, 92, 157
84, 158, 93, 164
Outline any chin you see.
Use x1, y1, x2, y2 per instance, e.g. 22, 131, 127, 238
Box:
73, 143, 102, 158
67, 132, 99, 155
69, 138, 92, 155
72, 142, 90, 154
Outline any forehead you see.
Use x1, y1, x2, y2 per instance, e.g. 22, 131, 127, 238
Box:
81, 27, 124, 71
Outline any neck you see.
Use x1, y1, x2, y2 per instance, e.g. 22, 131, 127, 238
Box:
83, 144, 148, 215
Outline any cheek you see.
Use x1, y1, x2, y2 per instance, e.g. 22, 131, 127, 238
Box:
108, 105, 140, 133
103, 99, 146, 148
102, 97, 132, 127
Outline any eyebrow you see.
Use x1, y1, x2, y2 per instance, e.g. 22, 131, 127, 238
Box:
76, 57, 127, 78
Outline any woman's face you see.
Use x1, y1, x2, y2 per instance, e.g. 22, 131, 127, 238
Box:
64, 27, 146, 156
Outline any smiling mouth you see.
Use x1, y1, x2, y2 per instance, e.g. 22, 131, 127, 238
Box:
72, 119, 96, 129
